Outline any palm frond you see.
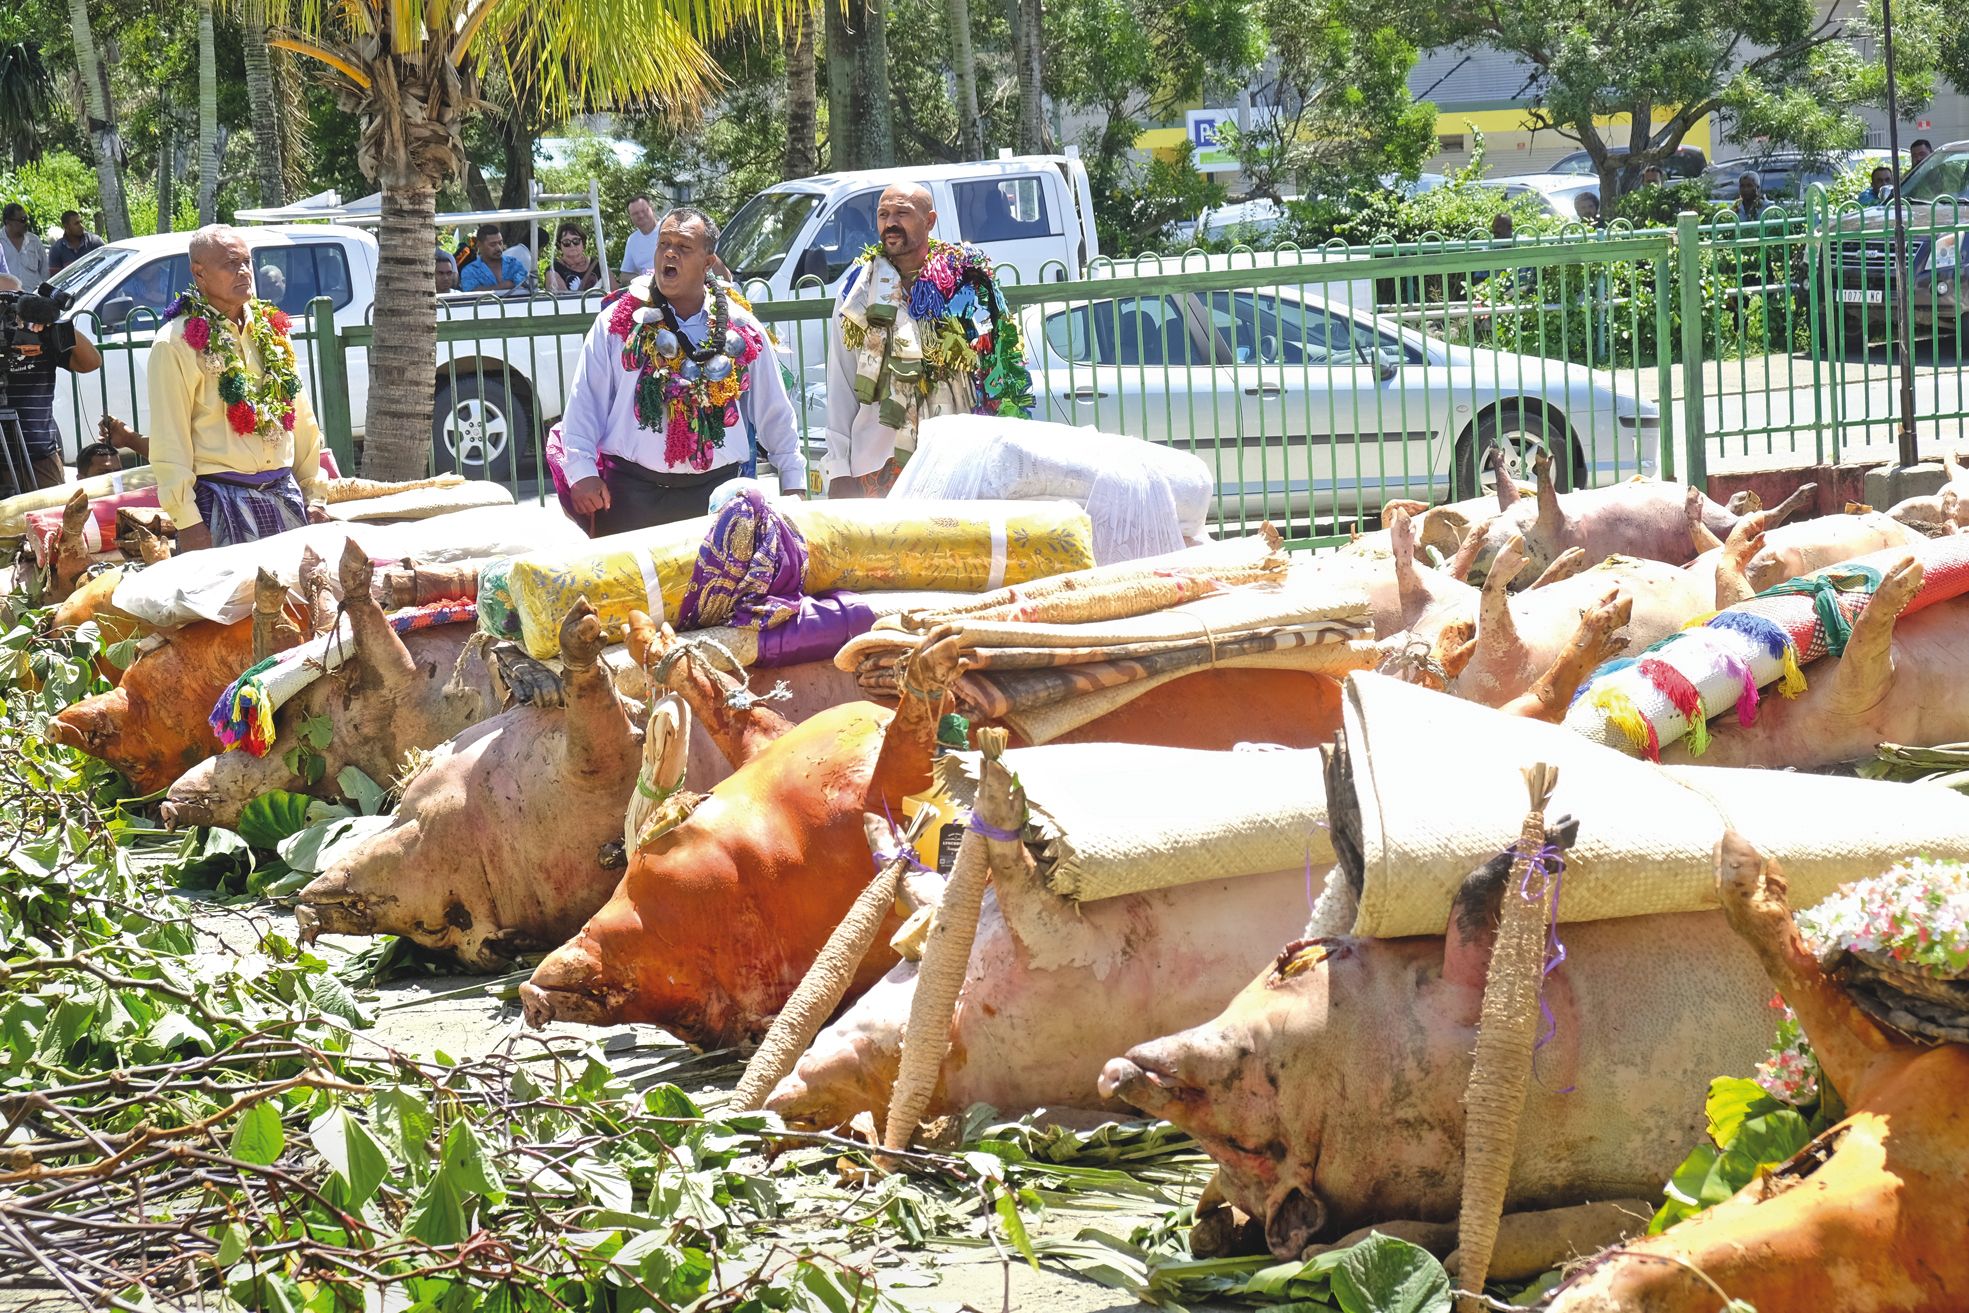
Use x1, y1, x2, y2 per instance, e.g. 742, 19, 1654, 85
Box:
465, 0, 734, 120
269, 32, 375, 88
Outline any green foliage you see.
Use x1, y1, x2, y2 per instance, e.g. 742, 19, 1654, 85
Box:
1649, 1076, 1838, 1233
1099, 143, 1230, 255
0, 150, 99, 232
1280, 140, 1559, 249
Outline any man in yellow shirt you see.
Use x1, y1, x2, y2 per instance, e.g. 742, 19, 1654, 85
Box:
148, 225, 329, 550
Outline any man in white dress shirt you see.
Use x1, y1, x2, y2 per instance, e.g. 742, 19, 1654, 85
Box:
559, 207, 806, 535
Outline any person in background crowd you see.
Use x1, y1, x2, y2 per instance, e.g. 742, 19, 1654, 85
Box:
1573, 192, 1602, 227
1490, 212, 1514, 240
0, 269, 103, 489
436, 246, 459, 293
1734, 172, 1765, 221
559, 206, 806, 534
75, 442, 123, 479
459, 222, 530, 293
1858, 165, 1896, 207
1639, 165, 1667, 187
49, 211, 105, 274
548, 222, 603, 294
1908, 139, 1934, 175
619, 195, 659, 279
257, 264, 288, 307
101, 414, 149, 461
2, 204, 48, 287
146, 225, 329, 550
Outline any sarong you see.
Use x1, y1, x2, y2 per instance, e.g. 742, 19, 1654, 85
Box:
676, 486, 808, 631
193, 468, 307, 547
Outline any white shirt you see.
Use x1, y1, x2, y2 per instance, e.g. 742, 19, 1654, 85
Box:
3, 231, 46, 286
619, 225, 659, 275
822, 281, 973, 481
559, 300, 807, 492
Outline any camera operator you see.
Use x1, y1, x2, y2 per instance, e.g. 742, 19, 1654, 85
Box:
1, 274, 102, 489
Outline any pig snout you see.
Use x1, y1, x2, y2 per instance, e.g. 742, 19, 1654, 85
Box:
1098, 1050, 1206, 1120
294, 868, 384, 940
766, 1037, 897, 1131
520, 940, 616, 1028
49, 694, 122, 755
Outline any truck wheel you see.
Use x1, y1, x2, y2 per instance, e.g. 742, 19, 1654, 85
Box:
1452, 403, 1583, 502
432, 373, 534, 481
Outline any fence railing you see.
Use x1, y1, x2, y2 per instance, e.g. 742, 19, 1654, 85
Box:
38, 198, 1969, 543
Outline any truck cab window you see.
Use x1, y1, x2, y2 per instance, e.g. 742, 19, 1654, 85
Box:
103, 255, 190, 329
807, 191, 882, 284
955, 177, 1057, 243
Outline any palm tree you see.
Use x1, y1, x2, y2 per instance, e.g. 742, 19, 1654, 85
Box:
784, 0, 817, 177
242, 0, 286, 206
0, 42, 53, 167
157, 101, 179, 233
66, 0, 132, 240
1012, 0, 1048, 154
196, 0, 220, 224
945, 0, 981, 159
258, 0, 776, 480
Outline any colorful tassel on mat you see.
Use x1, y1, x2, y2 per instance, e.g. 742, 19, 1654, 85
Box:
1638, 658, 1709, 756
1590, 684, 1661, 762
210, 655, 281, 755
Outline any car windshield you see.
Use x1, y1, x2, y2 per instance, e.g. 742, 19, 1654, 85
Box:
719, 190, 822, 280
1549, 153, 1602, 176
1899, 147, 1969, 204
48, 246, 132, 303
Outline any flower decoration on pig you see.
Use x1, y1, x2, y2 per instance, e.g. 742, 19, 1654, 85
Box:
609, 274, 768, 472
838, 238, 1034, 438
1797, 855, 1969, 976
163, 289, 301, 440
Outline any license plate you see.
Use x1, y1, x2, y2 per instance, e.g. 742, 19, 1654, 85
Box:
1840, 289, 1885, 304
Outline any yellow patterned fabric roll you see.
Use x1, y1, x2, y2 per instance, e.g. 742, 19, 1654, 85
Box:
505, 498, 1096, 658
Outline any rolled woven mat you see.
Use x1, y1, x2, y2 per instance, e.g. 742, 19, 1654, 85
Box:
1340, 670, 1969, 938
897, 529, 1286, 626
322, 474, 469, 504
933, 742, 1333, 902
1564, 535, 1969, 759
0, 467, 159, 540
25, 487, 168, 567
210, 601, 477, 755
325, 480, 514, 521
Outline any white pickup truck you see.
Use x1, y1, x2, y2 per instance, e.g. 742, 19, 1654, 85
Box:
47, 223, 598, 480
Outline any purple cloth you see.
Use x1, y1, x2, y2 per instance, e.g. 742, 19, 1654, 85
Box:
193, 468, 307, 547
677, 486, 808, 632
755, 592, 877, 667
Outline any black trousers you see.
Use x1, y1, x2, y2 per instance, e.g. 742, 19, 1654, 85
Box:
592, 459, 741, 537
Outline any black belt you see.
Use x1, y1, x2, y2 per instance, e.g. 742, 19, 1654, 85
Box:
605, 459, 739, 489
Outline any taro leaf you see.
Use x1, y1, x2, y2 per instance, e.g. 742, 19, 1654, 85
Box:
299, 714, 333, 751
337, 765, 389, 816
283, 744, 327, 787
104, 636, 138, 670
311, 1107, 390, 1211
230, 1100, 287, 1166
279, 813, 392, 876
1704, 1077, 1776, 1147
1328, 1234, 1452, 1313
237, 790, 316, 850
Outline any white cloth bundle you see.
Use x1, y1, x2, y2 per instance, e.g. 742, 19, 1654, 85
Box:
890, 413, 1215, 565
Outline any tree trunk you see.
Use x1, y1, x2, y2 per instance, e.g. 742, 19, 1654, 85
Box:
196, 0, 219, 224
156, 104, 177, 234
496, 107, 535, 248
946, 0, 982, 160
242, 0, 284, 207
1013, 0, 1048, 154
362, 185, 440, 479
824, 0, 856, 170
785, 0, 818, 178
66, 0, 131, 240
859, 0, 896, 168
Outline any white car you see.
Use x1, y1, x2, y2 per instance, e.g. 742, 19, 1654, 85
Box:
1016, 285, 1660, 524
45, 225, 600, 480
1480, 174, 1606, 221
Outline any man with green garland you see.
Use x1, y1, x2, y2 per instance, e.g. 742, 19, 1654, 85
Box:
148, 226, 329, 551
821, 182, 1033, 498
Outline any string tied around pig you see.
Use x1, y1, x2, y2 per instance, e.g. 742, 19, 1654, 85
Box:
649, 632, 792, 712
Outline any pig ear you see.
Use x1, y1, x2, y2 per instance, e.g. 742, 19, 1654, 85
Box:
1263, 1182, 1329, 1261
1441, 849, 1513, 997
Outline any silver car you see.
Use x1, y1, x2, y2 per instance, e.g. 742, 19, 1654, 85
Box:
1019, 285, 1661, 525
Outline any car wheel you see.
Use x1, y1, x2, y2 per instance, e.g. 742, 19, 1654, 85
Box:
1453, 403, 1583, 503
432, 372, 534, 481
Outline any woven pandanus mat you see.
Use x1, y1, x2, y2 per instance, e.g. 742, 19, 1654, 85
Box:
1344, 671, 1969, 937
934, 742, 1333, 902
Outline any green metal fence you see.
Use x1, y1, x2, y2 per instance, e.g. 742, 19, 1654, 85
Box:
39, 201, 1969, 540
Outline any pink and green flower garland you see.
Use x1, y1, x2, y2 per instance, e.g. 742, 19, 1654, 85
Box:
164, 290, 302, 440
607, 278, 767, 471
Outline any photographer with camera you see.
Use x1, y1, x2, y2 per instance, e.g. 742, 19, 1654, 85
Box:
1, 273, 100, 491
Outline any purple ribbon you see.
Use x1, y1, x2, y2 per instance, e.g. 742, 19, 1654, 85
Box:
1515, 840, 1576, 1094
966, 813, 1023, 843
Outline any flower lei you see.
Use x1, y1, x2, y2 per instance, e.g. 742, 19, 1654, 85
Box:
609, 275, 765, 471
163, 290, 301, 440
841, 239, 1034, 419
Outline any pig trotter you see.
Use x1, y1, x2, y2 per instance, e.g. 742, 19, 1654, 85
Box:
1725, 490, 1762, 515
1527, 547, 1588, 589
1685, 485, 1724, 554
1824, 554, 1922, 718
597, 839, 627, 870
491, 642, 565, 709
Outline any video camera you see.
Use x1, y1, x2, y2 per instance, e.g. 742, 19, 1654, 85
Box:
1, 281, 79, 495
